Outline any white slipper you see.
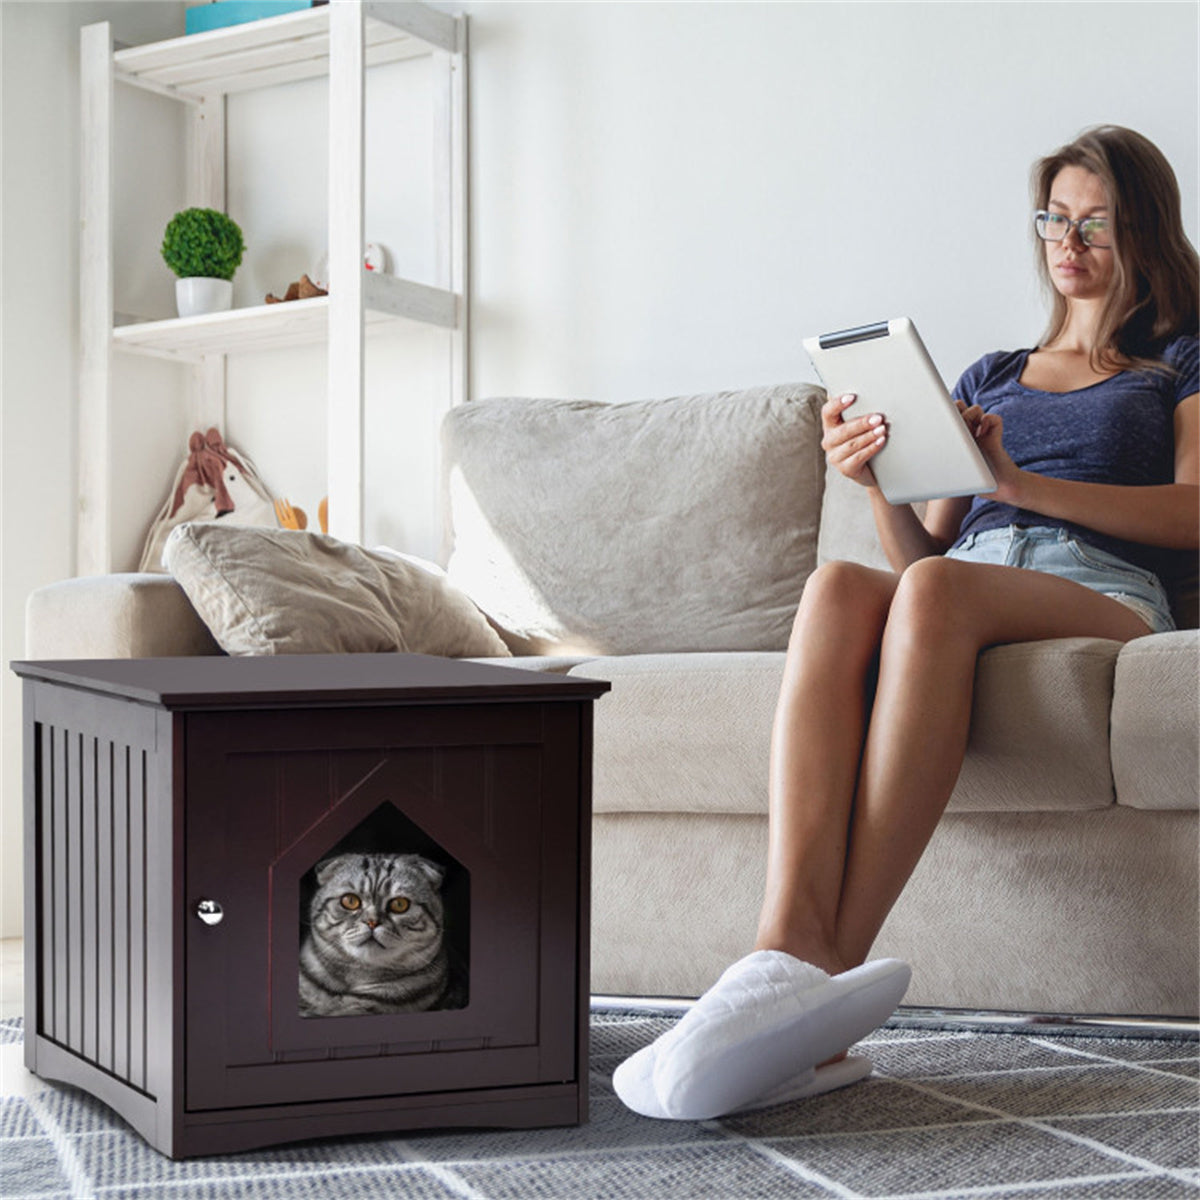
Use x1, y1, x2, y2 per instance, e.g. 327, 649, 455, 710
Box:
612, 951, 910, 1121
611, 1041, 664, 1119
726, 1052, 875, 1115
615, 1046, 875, 1120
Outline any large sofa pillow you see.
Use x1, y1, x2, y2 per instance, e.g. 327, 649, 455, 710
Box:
442, 384, 826, 656
164, 523, 510, 658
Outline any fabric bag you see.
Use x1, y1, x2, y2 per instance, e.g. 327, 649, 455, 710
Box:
139, 428, 277, 572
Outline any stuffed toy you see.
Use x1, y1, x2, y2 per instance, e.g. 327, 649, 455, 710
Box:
138, 428, 277, 572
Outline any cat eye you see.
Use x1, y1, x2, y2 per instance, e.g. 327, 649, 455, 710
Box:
388, 897, 411, 914
339, 893, 362, 911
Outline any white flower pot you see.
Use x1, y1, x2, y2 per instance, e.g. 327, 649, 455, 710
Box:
175, 277, 233, 318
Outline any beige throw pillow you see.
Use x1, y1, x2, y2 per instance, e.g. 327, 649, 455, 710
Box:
164, 523, 511, 658
442, 384, 827, 655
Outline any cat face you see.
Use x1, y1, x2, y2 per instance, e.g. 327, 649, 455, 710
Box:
309, 853, 446, 966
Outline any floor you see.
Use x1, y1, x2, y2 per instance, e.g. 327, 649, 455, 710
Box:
3, 1005, 1196, 1198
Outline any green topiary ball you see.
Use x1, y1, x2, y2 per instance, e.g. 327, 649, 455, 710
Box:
160, 207, 245, 281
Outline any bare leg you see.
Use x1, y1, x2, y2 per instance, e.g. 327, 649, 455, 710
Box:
757, 556, 1152, 975
832, 555, 1151, 967
754, 561, 898, 975
614, 559, 1153, 1120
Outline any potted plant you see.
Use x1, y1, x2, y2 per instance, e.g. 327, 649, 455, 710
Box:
161, 207, 246, 317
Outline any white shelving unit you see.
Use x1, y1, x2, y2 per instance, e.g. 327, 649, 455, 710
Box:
79, 1, 468, 574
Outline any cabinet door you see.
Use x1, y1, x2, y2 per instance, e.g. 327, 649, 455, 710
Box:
184, 702, 584, 1111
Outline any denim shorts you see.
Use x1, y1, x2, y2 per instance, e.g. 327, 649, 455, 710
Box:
944, 526, 1176, 635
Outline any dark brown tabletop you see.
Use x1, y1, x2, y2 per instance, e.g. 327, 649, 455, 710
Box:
11, 653, 610, 709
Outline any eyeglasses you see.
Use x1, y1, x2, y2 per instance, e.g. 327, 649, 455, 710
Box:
1034, 210, 1113, 248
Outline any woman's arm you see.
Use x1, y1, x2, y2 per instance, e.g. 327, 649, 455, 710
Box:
869, 490, 969, 570
966, 392, 1200, 550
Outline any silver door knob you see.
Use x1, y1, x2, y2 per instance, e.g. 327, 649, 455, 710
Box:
196, 899, 224, 926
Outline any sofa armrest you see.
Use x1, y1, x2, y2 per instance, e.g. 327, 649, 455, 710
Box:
25, 573, 221, 659
1111, 629, 1199, 811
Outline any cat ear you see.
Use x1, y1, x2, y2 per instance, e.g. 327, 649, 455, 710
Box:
315, 854, 351, 885
416, 858, 446, 890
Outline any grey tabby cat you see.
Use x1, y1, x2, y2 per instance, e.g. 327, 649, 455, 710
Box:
299, 852, 464, 1017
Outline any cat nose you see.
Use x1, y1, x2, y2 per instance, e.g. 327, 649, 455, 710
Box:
364, 918, 379, 929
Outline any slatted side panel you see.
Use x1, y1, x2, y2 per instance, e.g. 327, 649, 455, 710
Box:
38, 724, 150, 1092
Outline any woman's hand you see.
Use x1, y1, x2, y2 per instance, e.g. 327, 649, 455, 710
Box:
821, 393, 888, 489
956, 402, 1022, 503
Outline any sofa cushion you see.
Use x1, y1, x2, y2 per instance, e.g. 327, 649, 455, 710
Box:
576, 640, 1120, 816
1111, 630, 1200, 811
952, 638, 1119, 811
577, 653, 784, 816
25, 573, 220, 659
442, 384, 826, 656
164, 523, 511, 658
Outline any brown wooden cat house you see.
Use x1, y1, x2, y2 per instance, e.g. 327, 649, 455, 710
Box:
16, 654, 609, 1158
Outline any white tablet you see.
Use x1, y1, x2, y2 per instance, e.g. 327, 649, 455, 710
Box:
802, 318, 996, 505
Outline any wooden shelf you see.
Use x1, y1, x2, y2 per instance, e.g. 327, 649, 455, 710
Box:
113, 3, 458, 99
113, 273, 457, 361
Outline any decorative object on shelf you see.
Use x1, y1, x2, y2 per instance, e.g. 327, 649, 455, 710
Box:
161, 207, 246, 317
318, 495, 328, 534
185, 0, 327, 37
363, 242, 389, 273
138, 427, 275, 572
265, 274, 328, 304
311, 242, 390, 292
273, 497, 308, 530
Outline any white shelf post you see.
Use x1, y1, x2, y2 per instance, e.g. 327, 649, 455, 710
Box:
78, 22, 115, 576
188, 93, 228, 433
431, 16, 468, 563
327, 0, 367, 545
433, 17, 468, 407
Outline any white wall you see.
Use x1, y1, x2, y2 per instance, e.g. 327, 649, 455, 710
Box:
1, 0, 1196, 937
466, 2, 1198, 401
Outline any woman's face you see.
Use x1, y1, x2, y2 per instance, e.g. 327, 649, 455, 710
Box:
1044, 166, 1115, 303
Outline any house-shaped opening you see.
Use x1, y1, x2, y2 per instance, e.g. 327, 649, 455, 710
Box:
297, 801, 470, 1018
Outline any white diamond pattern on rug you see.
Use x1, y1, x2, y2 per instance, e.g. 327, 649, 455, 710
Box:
101, 1170, 477, 1200
404, 1094, 724, 1163
965, 1177, 1200, 1200
1046, 1112, 1200, 1173
0, 1014, 1196, 1199
453, 1144, 836, 1200
764, 1118, 1146, 1195
919, 1062, 1199, 1119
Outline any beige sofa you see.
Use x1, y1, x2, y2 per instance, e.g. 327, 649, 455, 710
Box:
26, 384, 1199, 1019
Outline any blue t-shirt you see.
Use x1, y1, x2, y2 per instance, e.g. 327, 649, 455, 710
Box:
950, 334, 1199, 586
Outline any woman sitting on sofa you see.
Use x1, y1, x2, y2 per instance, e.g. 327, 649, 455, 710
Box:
615, 124, 1198, 1121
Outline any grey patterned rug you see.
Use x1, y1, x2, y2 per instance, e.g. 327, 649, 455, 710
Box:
1, 1011, 1197, 1199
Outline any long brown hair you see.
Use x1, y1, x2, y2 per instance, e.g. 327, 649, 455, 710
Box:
1032, 125, 1198, 371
